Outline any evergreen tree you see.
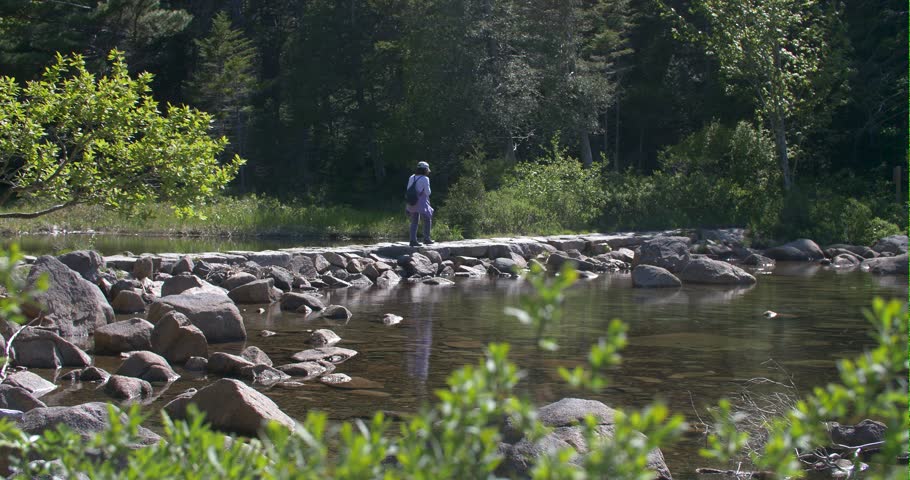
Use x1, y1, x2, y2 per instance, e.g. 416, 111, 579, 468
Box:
186, 11, 257, 158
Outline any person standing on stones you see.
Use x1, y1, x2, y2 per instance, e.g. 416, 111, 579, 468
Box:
405, 161, 434, 247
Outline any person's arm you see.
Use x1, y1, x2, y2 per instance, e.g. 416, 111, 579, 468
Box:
423, 177, 431, 196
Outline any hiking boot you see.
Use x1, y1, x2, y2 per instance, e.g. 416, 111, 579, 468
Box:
423, 239, 435, 245
409, 241, 422, 247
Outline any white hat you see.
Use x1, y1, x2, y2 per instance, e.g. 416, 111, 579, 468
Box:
417, 161, 430, 171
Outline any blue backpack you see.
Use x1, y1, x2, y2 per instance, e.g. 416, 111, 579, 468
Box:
405, 177, 420, 205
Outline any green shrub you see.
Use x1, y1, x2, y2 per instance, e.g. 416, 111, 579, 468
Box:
443, 137, 606, 236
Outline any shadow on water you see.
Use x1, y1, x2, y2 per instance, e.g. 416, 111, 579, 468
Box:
27, 258, 908, 478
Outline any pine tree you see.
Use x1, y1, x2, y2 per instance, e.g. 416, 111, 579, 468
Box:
186, 11, 258, 155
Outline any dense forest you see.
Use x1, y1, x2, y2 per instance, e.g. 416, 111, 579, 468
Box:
0, 0, 906, 242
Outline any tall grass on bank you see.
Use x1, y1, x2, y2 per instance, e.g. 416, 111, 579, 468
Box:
0, 196, 463, 241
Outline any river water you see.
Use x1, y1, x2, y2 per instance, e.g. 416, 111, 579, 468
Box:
18, 236, 907, 477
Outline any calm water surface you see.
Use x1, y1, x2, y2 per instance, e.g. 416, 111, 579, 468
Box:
33, 256, 907, 477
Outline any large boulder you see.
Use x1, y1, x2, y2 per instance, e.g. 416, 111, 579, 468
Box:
103, 375, 153, 400
133, 256, 157, 280
375, 270, 401, 288
322, 305, 352, 320
607, 247, 635, 263
207, 352, 255, 377
4, 371, 56, 397
872, 235, 908, 255
240, 346, 272, 367
0, 385, 46, 411
109, 279, 142, 303
150, 311, 208, 364
57, 250, 104, 283
499, 398, 671, 479
244, 251, 292, 269
94, 318, 154, 354
115, 351, 179, 383
401, 252, 437, 277
827, 419, 886, 448
11, 328, 92, 368
264, 266, 294, 292
764, 239, 825, 261
172, 256, 195, 276
222, 272, 257, 291
228, 279, 281, 304
163, 378, 295, 436
635, 236, 691, 273
861, 254, 908, 275
161, 274, 205, 297
288, 255, 319, 279
17, 402, 160, 445
279, 292, 325, 312
24, 256, 114, 337
631, 265, 681, 288
677, 257, 756, 285
111, 290, 147, 314
147, 292, 246, 343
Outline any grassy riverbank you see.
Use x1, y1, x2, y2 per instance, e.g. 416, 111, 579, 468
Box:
0, 196, 468, 241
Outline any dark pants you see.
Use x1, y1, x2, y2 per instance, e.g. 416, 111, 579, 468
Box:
409, 212, 432, 243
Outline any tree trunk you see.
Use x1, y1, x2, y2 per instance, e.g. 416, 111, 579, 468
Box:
638, 126, 644, 171
505, 136, 517, 164
604, 109, 613, 171
614, 98, 621, 170
580, 130, 593, 168
770, 114, 792, 191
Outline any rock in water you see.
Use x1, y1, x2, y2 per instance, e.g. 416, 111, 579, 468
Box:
163, 378, 295, 436
11, 328, 92, 368
147, 292, 246, 343
57, 250, 104, 283
150, 311, 208, 364
94, 318, 154, 354
240, 346, 272, 366
24, 256, 114, 337
115, 351, 180, 383
378, 314, 403, 326
635, 236, 692, 273
309, 329, 341, 347
677, 257, 756, 285
290, 346, 358, 364
322, 305, 353, 320
631, 265, 681, 288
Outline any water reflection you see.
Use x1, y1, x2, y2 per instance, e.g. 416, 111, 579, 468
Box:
406, 286, 434, 381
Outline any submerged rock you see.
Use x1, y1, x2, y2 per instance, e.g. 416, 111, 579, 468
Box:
378, 314, 403, 326
290, 346, 358, 364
